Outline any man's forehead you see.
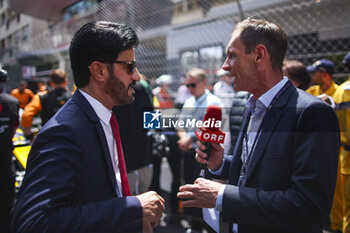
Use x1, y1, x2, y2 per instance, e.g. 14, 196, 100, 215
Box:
186, 75, 199, 82
226, 33, 241, 53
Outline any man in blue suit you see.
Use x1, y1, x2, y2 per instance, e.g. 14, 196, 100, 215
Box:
178, 18, 340, 233
13, 21, 165, 233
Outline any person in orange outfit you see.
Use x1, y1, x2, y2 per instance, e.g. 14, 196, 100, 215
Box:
11, 81, 34, 109
152, 74, 174, 109
36, 78, 48, 94
21, 69, 71, 139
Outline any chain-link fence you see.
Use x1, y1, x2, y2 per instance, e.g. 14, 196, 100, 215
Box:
13, 0, 350, 92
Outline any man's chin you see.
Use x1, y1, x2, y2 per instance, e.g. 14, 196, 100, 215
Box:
115, 96, 134, 106
125, 95, 135, 104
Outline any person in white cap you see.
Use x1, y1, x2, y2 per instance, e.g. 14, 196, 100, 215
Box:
213, 69, 236, 154
152, 74, 174, 108
213, 68, 235, 97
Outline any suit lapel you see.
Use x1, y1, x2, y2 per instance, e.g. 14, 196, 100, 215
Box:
95, 123, 119, 196
72, 90, 118, 196
244, 84, 294, 182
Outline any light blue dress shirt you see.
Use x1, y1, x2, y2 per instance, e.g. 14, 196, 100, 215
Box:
180, 89, 224, 139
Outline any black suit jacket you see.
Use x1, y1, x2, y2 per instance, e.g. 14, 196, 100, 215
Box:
220, 84, 340, 233
13, 90, 142, 233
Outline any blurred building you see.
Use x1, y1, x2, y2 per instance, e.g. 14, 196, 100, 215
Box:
0, 0, 48, 89
5, 0, 350, 92
168, 0, 350, 85
9, 0, 173, 91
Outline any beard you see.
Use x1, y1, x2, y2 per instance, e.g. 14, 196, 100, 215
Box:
103, 72, 136, 106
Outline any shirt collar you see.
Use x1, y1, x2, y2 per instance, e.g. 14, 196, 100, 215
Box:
195, 89, 210, 103
325, 81, 338, 96
79, 89, 112, 126
247, 77, 288, 113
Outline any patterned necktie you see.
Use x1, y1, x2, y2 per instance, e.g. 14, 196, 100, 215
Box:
244, 104, 266, 162
110, 113, 131, 196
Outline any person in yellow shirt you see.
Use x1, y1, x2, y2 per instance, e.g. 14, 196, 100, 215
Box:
334, 51, 350, 233
306, 59, 338, 97
307, 58, 342, 232
10, 81, 34, 109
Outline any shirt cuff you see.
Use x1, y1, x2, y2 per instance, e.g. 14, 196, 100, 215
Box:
215, 184, 226, 211
209, 158, 225, 175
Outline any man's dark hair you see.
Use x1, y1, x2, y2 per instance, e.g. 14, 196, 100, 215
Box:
50, 69, 67, 85
283, 60, 311, 91
0, 68, 8, 83
0, 68, 8, 92
234, 18, 288, 72
19, 80, 27, 86
69, 21, 138, 88
38, 78, 46, 85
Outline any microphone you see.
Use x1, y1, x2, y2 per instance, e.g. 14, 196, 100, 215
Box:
195, 105, 225, 177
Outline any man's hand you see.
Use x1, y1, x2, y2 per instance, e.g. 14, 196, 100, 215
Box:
177, 136, 193, 151
136, 191, 165, 233
195, 141, 224, 171
177, 178, 222, 208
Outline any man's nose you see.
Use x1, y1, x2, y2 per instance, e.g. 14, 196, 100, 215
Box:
133, 69, 141, 82
222, 58, 230, 71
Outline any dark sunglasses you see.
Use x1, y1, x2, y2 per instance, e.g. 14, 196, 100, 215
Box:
111, 60, 137, 74
186, 83, 197, 88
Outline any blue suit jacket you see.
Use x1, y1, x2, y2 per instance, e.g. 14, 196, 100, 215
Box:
220, 84, 340, 233
13, 90, 142, 233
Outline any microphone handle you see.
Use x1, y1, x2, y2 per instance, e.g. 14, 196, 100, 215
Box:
205, 141, 211, 162
199, 141, 211, 178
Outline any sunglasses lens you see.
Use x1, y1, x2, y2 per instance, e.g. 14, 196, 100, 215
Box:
186, 83, 196, 88
130, 63, 136, 73
112, 60, 136, 74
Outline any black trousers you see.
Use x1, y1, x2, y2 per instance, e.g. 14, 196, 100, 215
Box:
183, 148, 203, 229
0, 152, 15, 233
151, 131, 181, 214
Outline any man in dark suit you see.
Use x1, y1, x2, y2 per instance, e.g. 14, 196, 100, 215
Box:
113, 82, 154, 195
177, 18, 340, 233
13, 21, 165, 233
0, 68, 19, 233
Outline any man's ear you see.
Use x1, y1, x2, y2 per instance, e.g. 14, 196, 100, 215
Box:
89, 61, 108, 82
255, 44, 268, 64
292, 80, 301, 88
323, 72, 331, 80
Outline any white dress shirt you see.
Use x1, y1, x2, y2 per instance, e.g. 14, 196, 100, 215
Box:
79, 89, 123, 197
